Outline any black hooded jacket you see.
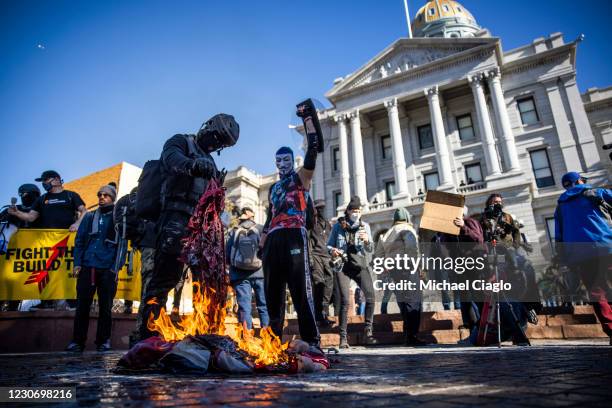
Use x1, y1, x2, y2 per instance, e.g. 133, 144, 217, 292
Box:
160, 134, 218, 213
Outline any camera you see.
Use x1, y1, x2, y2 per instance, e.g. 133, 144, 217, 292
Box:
331, 250, 348, 272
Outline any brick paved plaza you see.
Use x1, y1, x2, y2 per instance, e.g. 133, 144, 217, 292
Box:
0, 340, 610, 407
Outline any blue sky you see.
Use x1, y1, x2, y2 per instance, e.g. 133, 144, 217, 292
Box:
1, 0, 611, 203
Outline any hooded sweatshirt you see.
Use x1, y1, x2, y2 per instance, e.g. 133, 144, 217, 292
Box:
554, 184, 612, 262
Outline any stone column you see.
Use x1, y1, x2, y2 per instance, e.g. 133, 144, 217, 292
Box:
468, 74, 502, 177
335, 115, 351, 208
486, 68, 521, 172
312, 155, 325, 201
562, 76, 601, 170
349, 110, 368, 208
384, 98, 410, 199
544, 79, 583, 173
424, 86, 454, 188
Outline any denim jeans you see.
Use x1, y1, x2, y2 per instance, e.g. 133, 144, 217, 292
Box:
233, 277, 270, 330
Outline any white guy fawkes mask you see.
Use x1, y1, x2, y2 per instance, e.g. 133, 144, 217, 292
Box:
275, 153, 294, 178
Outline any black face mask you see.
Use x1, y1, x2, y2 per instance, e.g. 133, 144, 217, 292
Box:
485, 203, 503, 219
42, 182, 53, 192
21, 193, 38, 208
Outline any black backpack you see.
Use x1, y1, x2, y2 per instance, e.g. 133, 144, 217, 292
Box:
135, 160, 163, 221
114, 190, 142, 242
135, 135, 199, 221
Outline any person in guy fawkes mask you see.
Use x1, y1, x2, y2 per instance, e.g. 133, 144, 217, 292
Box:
260, 140, 322, 353
139, 114, 239, 340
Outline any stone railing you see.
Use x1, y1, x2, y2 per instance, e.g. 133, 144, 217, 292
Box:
411, 194, 426, 204
368, 201, 393, 211
457, 181, 487, 194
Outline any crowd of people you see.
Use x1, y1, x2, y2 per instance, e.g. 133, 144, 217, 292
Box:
1, 111, 610, 350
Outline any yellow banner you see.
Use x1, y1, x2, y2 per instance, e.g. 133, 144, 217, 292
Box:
0, 229, 141, 301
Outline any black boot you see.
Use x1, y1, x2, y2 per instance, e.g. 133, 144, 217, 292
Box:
339, 335, 350, 349
404, 335, 427, 346
318, 311, 335, 328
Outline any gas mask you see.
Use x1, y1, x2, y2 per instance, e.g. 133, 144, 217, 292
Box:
196, 113, 240, 153
275, 147, 294, 178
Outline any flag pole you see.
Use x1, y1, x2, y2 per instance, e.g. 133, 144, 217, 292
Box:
403, 0, 413, 38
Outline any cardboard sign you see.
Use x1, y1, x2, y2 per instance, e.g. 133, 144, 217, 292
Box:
419, 191, 465, 235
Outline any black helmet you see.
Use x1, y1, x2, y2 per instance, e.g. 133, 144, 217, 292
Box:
18, 184, 41, 196
196, 113, 239, 152
18, 184, 41, 207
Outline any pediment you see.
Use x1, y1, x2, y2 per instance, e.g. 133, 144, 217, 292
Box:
327, 38, 498, 99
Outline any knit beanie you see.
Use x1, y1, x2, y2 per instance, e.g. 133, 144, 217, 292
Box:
98, 185, 117, 202
346, 196, 361, 212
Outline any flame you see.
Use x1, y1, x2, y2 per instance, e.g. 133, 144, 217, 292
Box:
147, 282, 288, 365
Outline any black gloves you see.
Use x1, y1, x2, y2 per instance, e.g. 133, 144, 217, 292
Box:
191, 158, 216, 178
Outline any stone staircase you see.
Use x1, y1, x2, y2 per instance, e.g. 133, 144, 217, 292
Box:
0, 305, 607, 353
282, 305, 608, 347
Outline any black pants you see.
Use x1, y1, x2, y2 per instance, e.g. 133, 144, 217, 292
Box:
331, 272, 341, 316
310, 254, 333, 320
390, 269, 422, 338
398, 302, 421, 337
73, 267, 117, 346
337, 263, 375, 338
140, 210, 191, 339
263, 228, 319, 345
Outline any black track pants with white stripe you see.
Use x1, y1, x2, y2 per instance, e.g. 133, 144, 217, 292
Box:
263, 228, 320, 346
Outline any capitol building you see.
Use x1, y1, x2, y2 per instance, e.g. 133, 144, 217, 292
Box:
225, 0, 611, 261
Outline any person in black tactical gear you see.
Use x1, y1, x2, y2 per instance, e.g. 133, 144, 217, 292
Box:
309, 199, 335, 327
139, 113, 239, 340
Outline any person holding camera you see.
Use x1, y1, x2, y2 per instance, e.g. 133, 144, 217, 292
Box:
327, 196, 377, 348
477, 193, 530, 345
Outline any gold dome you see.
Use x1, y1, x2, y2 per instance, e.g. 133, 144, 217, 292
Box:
412, 0, 479, 37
